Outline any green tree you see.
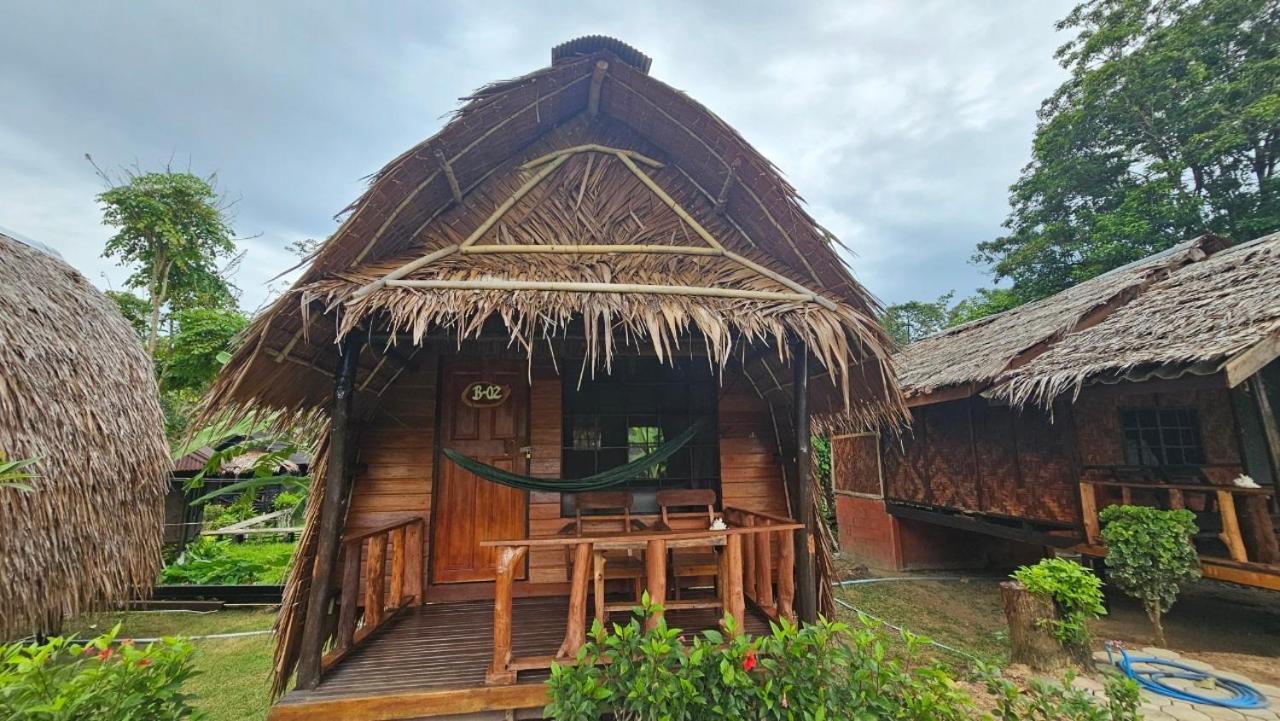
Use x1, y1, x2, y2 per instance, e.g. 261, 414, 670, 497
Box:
1098, 505, 1201, 645
163, 307, 248, 393
880, 292, 955, 345
975, 0, 1280, 305
105, 290, 151, 339
96, 167, 239, 355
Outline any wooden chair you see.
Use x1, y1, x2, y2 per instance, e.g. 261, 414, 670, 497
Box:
655, 489, 720, 600
564, 491, 647, 622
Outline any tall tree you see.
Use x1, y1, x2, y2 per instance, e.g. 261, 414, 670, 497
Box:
97, 168, 239, 354
880, 292, 956, 345
975, 0, 1279, 304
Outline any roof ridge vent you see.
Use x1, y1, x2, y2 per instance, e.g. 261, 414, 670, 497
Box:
552, 36, 652, 74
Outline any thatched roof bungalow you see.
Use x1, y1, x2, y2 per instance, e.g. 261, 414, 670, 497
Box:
203, 37, 903, 720
0, 229, 170, 638
832, 232, 1280, 591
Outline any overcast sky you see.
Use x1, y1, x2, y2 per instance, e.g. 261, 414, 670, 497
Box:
0, 1, 1073, 311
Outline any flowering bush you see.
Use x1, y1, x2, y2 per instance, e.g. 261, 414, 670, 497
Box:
546, 595, 974, 720
0, 624, 201, 720
545, 595, 1140, 720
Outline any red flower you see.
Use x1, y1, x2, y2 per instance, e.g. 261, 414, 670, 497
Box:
138, 658, 152, 667
97, 648, 112, 661
742, 651, 757, 672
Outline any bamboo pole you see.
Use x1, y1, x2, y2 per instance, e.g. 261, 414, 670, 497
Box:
614, 152, 724, 251
723, 249, 839, 311
461, 154, 569, 247
519, 144, 663, 171
436, 149, 464, 205
384, 278, 815, 303
460, 244, 723, 256
349, 244, 460, 301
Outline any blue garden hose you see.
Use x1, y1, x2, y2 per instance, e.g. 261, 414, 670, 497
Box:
1105, 644, 1269, 709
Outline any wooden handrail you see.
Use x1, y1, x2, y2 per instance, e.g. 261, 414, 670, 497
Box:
1080, 480, 1273, 497
323, 516, 425, 672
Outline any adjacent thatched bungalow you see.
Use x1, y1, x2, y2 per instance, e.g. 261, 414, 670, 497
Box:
832, 232, 1280, 591
0, 228, 170, 638
203, 37, 903, 720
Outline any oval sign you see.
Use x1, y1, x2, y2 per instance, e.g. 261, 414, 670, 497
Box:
461, 381, 510, 408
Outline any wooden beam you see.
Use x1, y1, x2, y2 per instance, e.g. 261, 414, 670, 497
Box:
1226, 331, 1280, 387
384, 278, 815, 304
587, 60, 608, 117
904, 383, 979, 408
486, 545, 527, 685
614, 151, 724, 252
1249, 375, 1280, 486
791, 338, 818, 624
295, 332, 365, 690
265, 683, 550, 721
887, 503, 1083, 548
436, 149, 464, 205
557, 542, 592, 659
714, 167, 735, 215
1216, 490, 1250, 563
723, 533, 745, 633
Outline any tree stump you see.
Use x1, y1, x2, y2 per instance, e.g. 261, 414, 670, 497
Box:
1001, 580, 1070, 672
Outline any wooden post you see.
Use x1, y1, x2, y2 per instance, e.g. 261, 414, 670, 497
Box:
487, 545, 528, 685
296, 333, 364, 690
558, 542, 592, 659
364, 533, 388, 627
1079, 482, 1100, 545
592, 551, 608, 625
388, 527, 406, 608
741, 515, 757, 603
1216, 490, 1250, 563
777, 530, 795, 621
1167, 489, 1185, 510
791, 339, 818, 624
405, 520, 424, 603
334, 543, 362, 653
1250, 375, 1280, 515
755, 525, 774, 611
724, 533, 746, 634
645, 539, 667, 631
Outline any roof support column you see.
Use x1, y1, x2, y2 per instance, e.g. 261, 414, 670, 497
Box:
296, 332, 365, 689
790, 338, 818, 624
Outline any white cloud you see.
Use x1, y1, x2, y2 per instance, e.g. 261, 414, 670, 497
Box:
0, 0, 1073, 308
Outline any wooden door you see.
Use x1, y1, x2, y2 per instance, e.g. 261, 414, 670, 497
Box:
431, 360, 529, 584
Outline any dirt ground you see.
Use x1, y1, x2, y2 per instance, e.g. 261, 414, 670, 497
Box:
831, 558, 1280, 686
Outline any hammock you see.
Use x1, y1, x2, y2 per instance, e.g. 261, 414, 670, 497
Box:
442, 419, 706, 493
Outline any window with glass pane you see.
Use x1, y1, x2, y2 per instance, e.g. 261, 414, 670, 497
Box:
562, 356, 719, 515
1120, 408, 1204, 466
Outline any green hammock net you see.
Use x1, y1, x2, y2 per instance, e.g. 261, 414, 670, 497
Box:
442, 419, 706, 494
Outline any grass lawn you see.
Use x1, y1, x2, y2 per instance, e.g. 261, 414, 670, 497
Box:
68, 608, 276, 721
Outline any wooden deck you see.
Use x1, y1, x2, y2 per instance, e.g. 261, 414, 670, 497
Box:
271, 597, 772, 721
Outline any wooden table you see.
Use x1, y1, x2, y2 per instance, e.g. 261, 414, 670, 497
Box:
479, 508, 801, 684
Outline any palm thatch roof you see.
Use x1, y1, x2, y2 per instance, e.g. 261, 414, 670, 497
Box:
204, 37, 903, 431
897, 232, 1280, 409
895, 234, 1228, 403
0, 231, 169, 639
994, 232, 1280, 406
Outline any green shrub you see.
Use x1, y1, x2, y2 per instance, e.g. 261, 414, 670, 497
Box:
201, 495, 257, 531
160, 537, 266, 585
1098, 505, 1200, 645
984, 667, 1140, 721
548, 595, 974, 720
0, 624, 201, 720
271, 490, 304, 512
1011, 558, 1106, 649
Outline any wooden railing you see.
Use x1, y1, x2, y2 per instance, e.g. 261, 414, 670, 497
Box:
481, 514, 802, 685
321, 516, 425, 672
1079, 480, 1277, 564
723, 507, 796, 622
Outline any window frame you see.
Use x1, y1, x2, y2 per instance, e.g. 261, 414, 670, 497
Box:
1119, 406, 1205, 468
560, 356, 720, 516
